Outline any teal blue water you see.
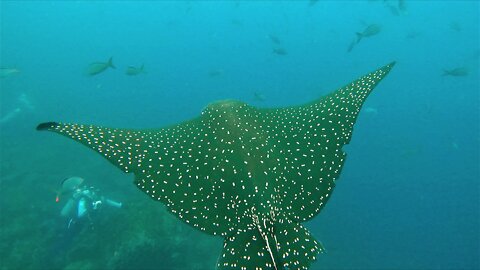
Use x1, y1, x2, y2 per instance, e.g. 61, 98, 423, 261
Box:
0, 1, 478, 269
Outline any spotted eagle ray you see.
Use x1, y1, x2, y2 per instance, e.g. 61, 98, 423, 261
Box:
37, 62, 395, 269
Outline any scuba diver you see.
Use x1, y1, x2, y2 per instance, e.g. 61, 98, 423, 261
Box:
56, 176, 123, 231
49, 176, 123, 265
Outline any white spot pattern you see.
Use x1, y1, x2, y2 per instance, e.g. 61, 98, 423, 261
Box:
42, 62, 395, 269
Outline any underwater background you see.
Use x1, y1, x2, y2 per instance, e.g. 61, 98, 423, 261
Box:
0, 1, 478, 269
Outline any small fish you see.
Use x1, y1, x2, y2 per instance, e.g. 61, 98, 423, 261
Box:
405, 30, 421, 40
400, 147, 421, 159
347, 38, 357, 52
364, 107, 378, 115
442, 67, 469, 77
0, 68, 20, 78
356, 24, 381, 43
309, 0, 319, 6
273, 47, 288, 56
450, 22, 462, 32
385, 3, 400, 16
208, 69, 223, 77
384, 0, 407, 16
451, 141, 459, 150
0, 108, 21, 125
254, 92, 266, 102
348, 24, 381, 52
231, 19, 243, 27
268, 34, 281, 45
86, 57, 115, 76
126, 64, 146, 76
398, 0, 407, 13
18, 93, 34, 111
0, 93, 34, 125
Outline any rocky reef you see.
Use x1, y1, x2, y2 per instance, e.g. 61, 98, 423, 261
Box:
0, 171, 220, 270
